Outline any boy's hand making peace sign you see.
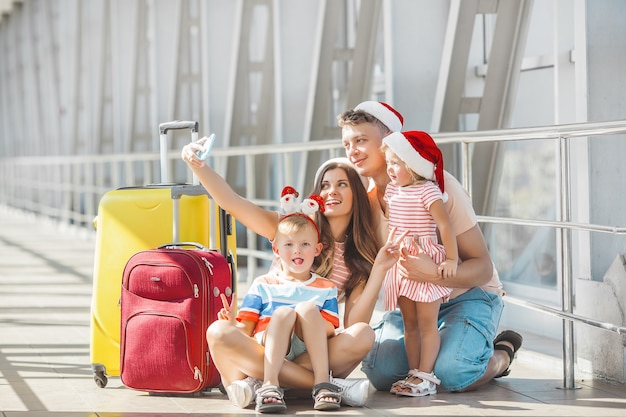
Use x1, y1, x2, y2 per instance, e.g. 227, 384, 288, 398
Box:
218, 293, 237, 323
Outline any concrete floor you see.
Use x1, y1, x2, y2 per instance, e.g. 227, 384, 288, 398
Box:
1, 206, 625, 416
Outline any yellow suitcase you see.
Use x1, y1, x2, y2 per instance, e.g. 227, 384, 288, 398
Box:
90, 185, 236, 388
90, 122, 237, 388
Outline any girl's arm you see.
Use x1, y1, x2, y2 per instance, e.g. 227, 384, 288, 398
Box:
429, 199, 458, 278
343, 228, 407, 327
182, 140, 279, 240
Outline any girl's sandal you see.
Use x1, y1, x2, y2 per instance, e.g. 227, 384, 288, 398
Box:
390, 378, 409, 394
395, 369, 441, 397
255, 384, 287, 413
390, 369, 424, 394
312, 382, 342, 411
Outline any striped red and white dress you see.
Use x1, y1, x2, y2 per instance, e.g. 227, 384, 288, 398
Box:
383, 182, 453, 310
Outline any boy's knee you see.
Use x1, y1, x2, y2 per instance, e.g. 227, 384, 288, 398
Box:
273, 306, 297, 322
294, 301, 318, 316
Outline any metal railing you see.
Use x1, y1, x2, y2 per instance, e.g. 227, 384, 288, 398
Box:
1, 119, 626, 388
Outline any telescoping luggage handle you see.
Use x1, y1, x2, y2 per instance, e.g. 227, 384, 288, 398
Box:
158, 120, 199, 184
169, 184, 233, 263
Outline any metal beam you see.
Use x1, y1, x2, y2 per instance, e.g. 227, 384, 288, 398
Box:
303, 0, 382, 186
432, 0, 533, 218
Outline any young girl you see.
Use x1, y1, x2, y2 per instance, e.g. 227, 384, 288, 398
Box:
380, 130, 458, 397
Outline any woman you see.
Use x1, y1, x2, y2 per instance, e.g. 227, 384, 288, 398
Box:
181, 143, 401, 407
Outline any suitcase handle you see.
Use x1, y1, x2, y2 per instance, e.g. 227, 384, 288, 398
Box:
159, 120, 199, 134
158, 120, 200, 184
158, 242, 211, 251
158, 243, 237, 294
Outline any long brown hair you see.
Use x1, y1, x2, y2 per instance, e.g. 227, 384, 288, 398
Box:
311, 160, 381, 298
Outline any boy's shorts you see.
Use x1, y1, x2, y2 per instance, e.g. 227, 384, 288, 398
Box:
255, 331, 307, 361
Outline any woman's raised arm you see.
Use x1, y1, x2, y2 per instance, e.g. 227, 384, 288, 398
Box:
182, 139, 279, 240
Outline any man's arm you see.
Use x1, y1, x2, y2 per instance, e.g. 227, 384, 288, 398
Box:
397, 224, 493, 289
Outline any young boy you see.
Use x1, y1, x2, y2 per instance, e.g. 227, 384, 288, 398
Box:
219, 204, 343, 413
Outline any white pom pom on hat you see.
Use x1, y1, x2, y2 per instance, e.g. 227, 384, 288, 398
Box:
353, 101, 404, 133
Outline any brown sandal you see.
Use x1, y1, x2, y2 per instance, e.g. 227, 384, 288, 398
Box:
255, 384, 286, 413
312, 382, 342, 410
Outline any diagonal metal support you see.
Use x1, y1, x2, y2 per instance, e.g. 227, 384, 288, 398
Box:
432, 0, 533, 216
224, 0, 274, 197
302, 0, 381, 187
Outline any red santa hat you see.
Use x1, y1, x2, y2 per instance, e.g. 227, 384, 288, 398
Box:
383, 130, 446, 199
353, 101, 404, 132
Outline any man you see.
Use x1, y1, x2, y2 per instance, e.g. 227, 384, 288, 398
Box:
337, 101, 522, 392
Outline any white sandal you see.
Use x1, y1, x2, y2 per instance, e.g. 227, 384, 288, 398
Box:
395, 369, 440, 397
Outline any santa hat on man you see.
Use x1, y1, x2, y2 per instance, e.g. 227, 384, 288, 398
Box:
354, 101, 404, 133
382, 130, 447, 201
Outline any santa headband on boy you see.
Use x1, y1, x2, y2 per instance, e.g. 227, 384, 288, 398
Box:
354, 101, 404, 133
279, 186, 325, 239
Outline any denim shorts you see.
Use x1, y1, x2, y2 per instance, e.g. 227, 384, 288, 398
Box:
255, 331, 307, 361
361, 287, 504, 392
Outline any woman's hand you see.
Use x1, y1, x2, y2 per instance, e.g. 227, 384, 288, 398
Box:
181, 136, 210, 168
373, 227, 409, 271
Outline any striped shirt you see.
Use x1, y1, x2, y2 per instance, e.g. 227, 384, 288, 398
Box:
383, 182, 453, 308
237, 272, 340, 335
328, 241, 349, 302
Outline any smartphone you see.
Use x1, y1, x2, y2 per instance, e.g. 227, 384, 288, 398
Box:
196, 133, 216, 160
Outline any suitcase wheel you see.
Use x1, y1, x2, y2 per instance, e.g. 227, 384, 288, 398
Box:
94, 372, 108, 388
92, 364, 108, 388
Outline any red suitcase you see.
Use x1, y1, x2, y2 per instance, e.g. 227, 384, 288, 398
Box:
118, 120, 235, 395
120, 242, 234, 394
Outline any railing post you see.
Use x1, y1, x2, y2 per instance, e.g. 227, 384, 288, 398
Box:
558, 135, 579, 390
245, 154, 257, 284
461, 141, 471, 194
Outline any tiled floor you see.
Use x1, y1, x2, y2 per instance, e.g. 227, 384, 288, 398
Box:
1, 206, 625, 416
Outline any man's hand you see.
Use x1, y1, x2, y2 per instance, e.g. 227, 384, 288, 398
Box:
397, 247, 439, 283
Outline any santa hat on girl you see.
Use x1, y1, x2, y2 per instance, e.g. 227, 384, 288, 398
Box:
354, 101, 403, 133
382, 130, 447, 201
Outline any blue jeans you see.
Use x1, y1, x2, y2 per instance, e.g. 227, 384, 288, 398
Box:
361, 287, 504, 392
